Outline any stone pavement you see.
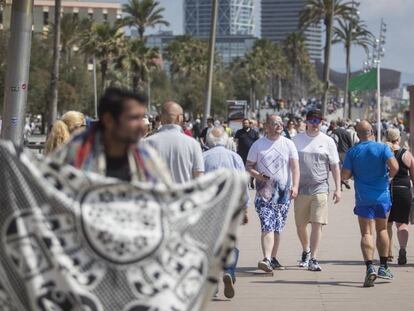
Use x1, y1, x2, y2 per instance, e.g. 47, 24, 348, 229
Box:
206, 182, 414, 311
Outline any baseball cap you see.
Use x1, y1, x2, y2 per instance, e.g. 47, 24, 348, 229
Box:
306, 109, 323, 120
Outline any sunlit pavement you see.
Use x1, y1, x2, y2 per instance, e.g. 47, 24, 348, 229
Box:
207, 181, 414, 311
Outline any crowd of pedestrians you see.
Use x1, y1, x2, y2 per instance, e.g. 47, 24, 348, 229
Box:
42, 86, 414, 299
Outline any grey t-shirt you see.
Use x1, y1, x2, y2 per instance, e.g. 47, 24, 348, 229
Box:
144, 124, 204, 184
293, 132, 339, 195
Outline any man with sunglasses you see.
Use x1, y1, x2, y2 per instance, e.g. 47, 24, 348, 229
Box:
292, 110, 341, 271
246, 114, 300, 272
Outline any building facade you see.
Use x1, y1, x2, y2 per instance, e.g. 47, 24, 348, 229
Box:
261, 0, 322, 63
184, 0, 255, 37
0, 0, 121, 32
183, 0, 256, 64
144, 30, 256, 66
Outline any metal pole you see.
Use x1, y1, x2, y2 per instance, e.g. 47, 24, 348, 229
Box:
1, 0, 34, 144
202, 0, 218, 128
148, 76, 151, 116
377, 62, 381, 142
47, 0, 62, 128
93, 55, 98, 119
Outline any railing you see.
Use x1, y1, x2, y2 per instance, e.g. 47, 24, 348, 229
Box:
26, 141, 45, 154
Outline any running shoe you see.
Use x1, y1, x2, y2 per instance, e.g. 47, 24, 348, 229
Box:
258, 258, 273, 273
363, 265, 377, 287
377, 266, 393, 279
398, 248, 407, 265
271, 257, 285, 270
222, 273, 235, 299
298, 251, 311, 267
308, 258, 322, 271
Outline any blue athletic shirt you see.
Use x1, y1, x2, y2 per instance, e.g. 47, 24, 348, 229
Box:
343, 140, 394, 206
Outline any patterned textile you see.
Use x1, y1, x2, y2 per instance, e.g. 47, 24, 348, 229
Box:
51, 124, 172, 184
255, 185, 290, 233
0, 141, 246, 311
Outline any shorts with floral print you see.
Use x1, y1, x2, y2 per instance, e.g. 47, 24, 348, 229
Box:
255, 187, 291, 233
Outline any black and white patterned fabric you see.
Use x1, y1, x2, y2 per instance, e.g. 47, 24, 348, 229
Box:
0, 141, 246, 311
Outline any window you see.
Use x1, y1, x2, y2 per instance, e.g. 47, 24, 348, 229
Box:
88, 8, 93, 20
103, 13, 108, 23
43, 12, 49, 26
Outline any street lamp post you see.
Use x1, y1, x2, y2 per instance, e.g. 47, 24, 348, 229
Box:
373, 19, 386, 142
1, 0, 34, 144
202, 0, 218, 128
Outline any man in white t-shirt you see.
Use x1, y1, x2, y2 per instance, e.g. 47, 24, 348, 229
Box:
293, 109, 341, 272
246, 114, 300, 272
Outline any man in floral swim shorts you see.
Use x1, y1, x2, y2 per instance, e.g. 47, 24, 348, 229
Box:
246, 114, 300, 272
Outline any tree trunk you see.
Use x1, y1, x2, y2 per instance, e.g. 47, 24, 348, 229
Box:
132, 75, 138, 92
47, 0, 62, 129
344, 40, 351, 120
100, 60, 107, 92
278, 76, 282, 99
139, 26, 145, 41
251, 80, 256, 113
322, 8, 334, 116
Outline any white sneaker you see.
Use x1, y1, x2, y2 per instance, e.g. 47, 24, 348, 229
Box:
298, 251, 310, 267
308, 258, 322, 271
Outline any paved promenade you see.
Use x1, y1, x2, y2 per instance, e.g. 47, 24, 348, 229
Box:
207, 183, 414, 311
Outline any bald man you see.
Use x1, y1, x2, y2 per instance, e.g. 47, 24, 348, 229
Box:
342, 120, 399, 287
144, 101, 204, 183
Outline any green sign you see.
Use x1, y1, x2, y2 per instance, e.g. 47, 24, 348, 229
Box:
349, 68, 377, 92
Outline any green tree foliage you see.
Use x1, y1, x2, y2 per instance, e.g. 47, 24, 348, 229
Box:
115, 39, 160, 92
80, 23, 123, 91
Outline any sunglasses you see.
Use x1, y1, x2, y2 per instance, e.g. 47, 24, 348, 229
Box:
307, 118, 322, 125
268, 121, 284, 127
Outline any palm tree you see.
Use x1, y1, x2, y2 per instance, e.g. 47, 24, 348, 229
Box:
300, 0, 355, 115
115, 39, 160, 92
236, 42, 268, 113
120, 0, 170, 40
60, 15, 92, 65
252, 39, 289, 100
283, 32, 313, 100
81, 23, 123, 91
164, 36, 210, 79
333, 18, 373, 118
48, 0, 62, 128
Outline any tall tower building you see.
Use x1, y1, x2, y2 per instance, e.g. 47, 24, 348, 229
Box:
184, 0, 255, 37
261, 0, 322, 63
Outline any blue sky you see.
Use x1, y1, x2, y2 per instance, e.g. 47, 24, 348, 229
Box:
129, 0, 414, 75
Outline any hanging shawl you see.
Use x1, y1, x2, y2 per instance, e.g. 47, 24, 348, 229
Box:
51, 124, 172, 184
0, 141, 246, 311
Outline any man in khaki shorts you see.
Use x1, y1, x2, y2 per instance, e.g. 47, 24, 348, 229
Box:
292, 110, 341, 271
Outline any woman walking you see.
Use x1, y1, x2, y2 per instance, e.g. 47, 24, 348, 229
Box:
386, 128, 414, 265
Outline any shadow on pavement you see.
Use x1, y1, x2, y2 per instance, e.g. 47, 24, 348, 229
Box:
211, 298, 231, 302
251, 279, 391, 288
318, 260, 363, 266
